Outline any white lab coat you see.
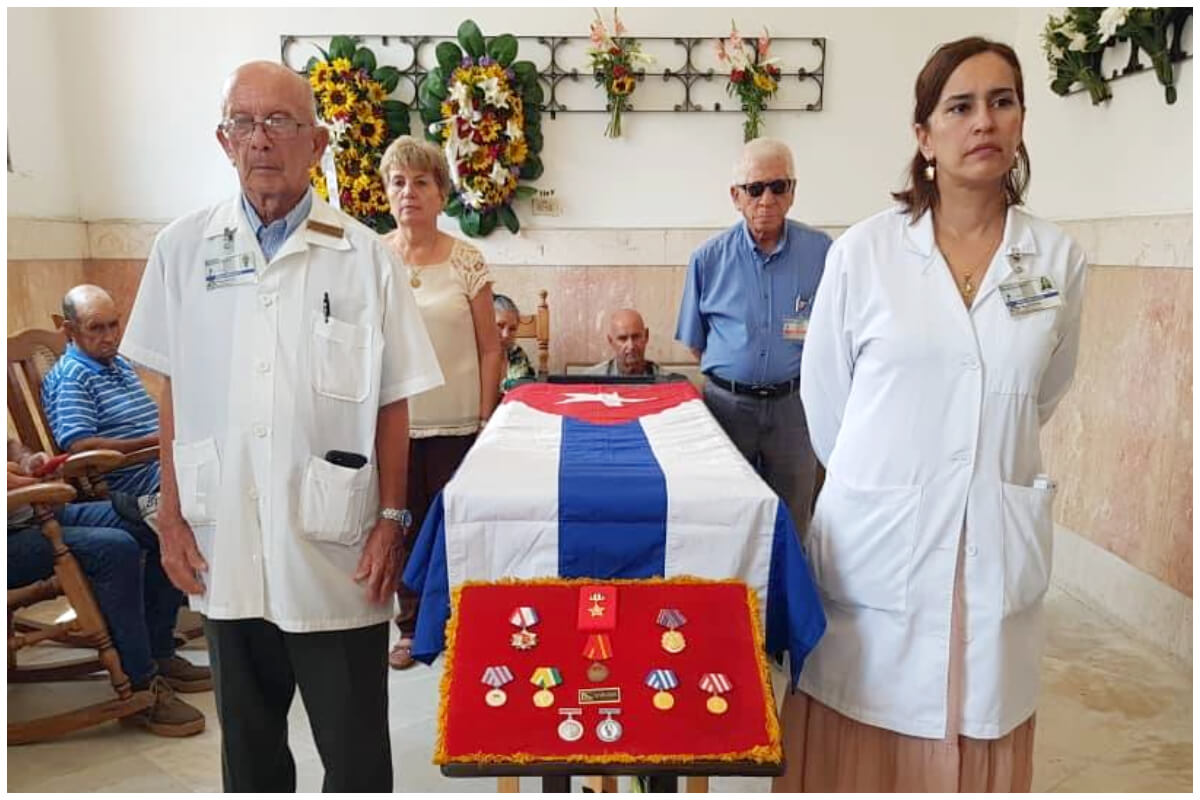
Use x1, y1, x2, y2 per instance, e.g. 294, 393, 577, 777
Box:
798, 205, 1086, 739
121, 195, 443, 632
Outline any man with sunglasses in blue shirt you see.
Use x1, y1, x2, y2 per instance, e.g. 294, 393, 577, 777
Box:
675, 138, 831, 536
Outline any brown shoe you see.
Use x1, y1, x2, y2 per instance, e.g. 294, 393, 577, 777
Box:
122, 676, 206, 737
389, 638, 416, 670
156, 654, 212, 693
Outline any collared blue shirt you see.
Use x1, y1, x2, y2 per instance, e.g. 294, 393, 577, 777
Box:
675, 218, 832, 385
41, 343, 161, 496
241, 188, 313, 262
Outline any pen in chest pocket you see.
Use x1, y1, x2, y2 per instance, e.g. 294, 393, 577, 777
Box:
323, 291, 330, 323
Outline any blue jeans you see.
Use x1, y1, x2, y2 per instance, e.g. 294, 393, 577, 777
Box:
7, 501, 184, 687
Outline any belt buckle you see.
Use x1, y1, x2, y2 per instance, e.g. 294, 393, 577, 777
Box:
754, 386, 771, 398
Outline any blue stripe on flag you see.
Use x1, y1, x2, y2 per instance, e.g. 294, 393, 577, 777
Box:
407, 493, 451, 665
766, 501, 827, 688
558, 417, 667, 579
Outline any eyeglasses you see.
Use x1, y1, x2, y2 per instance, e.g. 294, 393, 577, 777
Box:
219, 114, 312, 141
736, 178, 796, 198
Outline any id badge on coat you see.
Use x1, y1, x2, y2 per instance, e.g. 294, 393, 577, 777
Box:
782, 297, 811, 341
204, 228, 258, 290
999, 275, 1062, 316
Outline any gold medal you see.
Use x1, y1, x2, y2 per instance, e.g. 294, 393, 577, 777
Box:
652, 690, 675, 711
661, 629, 686, 654
706, 695, 728, 715
486, 688, 508, 707
587, 662, 609, 682
533, 689, 555, 708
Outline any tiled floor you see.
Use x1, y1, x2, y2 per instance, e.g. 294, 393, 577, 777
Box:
7, 587, 1192, 792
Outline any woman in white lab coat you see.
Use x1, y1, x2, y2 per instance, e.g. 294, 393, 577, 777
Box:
774, 37, 1087, 792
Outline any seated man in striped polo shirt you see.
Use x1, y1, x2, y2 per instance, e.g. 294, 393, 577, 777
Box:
42, 285, 161, 503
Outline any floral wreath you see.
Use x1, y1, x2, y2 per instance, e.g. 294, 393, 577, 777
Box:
418, 20, 544, 237
306, 36, 409, 233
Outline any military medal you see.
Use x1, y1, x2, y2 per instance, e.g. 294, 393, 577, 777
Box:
557, 708, 584, 742
583, 634, 613, 683
699, 672, 732, 715
509, 606, 540, 650
530, 666, 563, 708
481, 665, 514, 707
656, 608, 688, 653
596, 709, 623, 743
645, 668, 679, 711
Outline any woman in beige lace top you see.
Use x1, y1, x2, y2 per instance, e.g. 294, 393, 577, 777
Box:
379, 136, 502, 669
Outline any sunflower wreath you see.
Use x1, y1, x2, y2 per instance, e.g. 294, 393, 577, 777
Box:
418, 20, 544, 237
306, 36, 410, 233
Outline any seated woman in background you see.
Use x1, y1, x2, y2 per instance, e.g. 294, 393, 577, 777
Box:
493, 293, 535, 393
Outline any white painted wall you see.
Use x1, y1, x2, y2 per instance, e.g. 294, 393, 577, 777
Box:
49, 6, 1012, 227
7, 7, 80, 219
10, 7, 1192, 228
1014, 8, 1193, 221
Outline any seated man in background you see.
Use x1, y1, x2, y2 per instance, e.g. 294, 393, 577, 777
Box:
7, 438, 209, 736
42, 285, 161, 503
586, 308, 662, 377
493, 293, 535, 393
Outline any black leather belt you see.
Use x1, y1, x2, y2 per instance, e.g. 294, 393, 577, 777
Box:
706, 373, 800, 399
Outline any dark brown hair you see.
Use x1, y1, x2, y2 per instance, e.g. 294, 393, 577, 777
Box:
892, 37, 1030, 221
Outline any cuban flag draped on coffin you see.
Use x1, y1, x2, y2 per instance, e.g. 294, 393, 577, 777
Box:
403, 381, 826, 685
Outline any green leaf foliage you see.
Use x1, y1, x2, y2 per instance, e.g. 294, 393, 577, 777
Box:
457, 20, 486, 59
328, 36, 356, 61
498, 204, 520, 233
436, 41, 464, 74
487, 34, 519, 67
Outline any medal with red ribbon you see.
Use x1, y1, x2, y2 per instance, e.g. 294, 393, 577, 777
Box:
699, 672, 732, 715
509, 606, 540, 650
656, 608, 688, 653
582, 633, 614, 683
481, 665, 514, 708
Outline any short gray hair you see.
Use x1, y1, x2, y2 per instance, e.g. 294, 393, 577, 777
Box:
492, 293, 520, 315
379, 135, 452, 198
732, 138, 795, 185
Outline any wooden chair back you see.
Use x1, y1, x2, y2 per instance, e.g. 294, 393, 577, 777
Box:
7, 328, 68, 456
514, 289, 550, 377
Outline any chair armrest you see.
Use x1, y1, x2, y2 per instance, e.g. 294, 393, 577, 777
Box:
61, 450, 126, 478
8, 482, 76, 511
119, 446, 160, 468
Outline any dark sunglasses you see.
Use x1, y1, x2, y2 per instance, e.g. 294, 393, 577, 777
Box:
737, 178, 796, 197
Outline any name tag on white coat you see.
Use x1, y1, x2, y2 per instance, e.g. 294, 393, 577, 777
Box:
204, 229, 258, 290
999, 275, 1062, 316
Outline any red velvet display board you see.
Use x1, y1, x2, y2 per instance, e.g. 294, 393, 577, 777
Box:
435, 578, 781, 766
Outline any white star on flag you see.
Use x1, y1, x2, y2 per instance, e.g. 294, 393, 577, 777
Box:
555, 392, 654, 408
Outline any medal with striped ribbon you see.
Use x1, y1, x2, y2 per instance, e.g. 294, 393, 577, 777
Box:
481, 665, 514, 707
509, 606, 540, 650
530, 666, 563, 708
656, 608, 688, 653
645, 668, 679, 711
583, 634, 613, 682
699, 672, 732, 715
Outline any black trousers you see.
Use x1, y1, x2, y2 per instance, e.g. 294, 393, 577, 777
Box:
204, 618, 392, 792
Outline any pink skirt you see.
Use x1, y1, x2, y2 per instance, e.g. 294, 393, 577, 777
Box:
772, 538, 1036, 793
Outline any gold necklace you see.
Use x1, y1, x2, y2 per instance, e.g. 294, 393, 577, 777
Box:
409, 266, 424, 289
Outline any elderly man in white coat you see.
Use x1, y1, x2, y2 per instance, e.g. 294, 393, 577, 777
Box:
120, 61, 443, 791
776, 37, 1086, 793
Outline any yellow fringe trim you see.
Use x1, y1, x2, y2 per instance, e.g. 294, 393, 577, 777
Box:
434, 575, 783, 766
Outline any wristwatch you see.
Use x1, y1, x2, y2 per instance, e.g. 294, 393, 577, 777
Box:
380, 507, 413, 529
